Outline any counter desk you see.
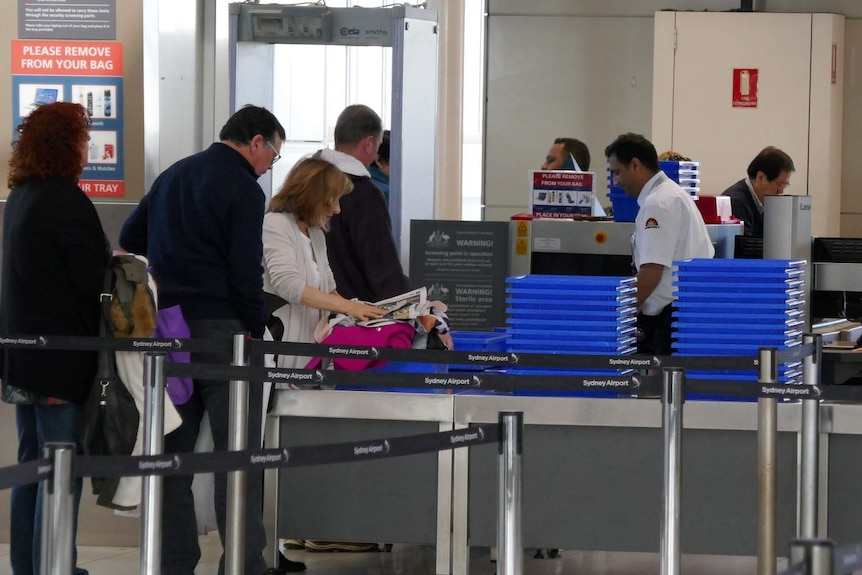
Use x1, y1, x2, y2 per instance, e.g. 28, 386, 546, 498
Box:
262, 388, 862, 575
263, 389, 456, 575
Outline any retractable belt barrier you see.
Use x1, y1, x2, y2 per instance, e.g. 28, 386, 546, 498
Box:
0, 334, 759, 370
0, 335, 849, 402
0, 334, 230, 353
0, 425, 498, 492
0, 332, 851, 575
167, 361, 663, 395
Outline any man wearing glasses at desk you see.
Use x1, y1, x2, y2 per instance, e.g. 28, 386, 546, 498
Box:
120, 105, 295, 575
721, 146, 795, 237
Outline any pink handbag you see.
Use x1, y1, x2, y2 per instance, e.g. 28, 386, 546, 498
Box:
305, 323, 416, 371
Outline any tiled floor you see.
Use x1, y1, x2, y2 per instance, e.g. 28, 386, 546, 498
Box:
0, 534, 790, 574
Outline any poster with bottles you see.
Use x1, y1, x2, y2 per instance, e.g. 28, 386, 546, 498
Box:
11, 40, 125, 197
530, 170, 594, 218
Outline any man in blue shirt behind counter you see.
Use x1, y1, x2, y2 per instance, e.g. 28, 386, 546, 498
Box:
120, 105, 296, 575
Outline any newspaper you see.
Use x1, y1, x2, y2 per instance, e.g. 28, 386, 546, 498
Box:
359, 286, 427, 327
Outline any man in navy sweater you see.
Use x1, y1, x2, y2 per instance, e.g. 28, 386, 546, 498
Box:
120, 105, 293, 575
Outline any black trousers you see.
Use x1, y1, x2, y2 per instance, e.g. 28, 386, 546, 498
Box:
636, 305, 675, 356
160, 319, 267, 575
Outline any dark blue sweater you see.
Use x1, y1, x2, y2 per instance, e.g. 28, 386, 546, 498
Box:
119, 143, 266, 338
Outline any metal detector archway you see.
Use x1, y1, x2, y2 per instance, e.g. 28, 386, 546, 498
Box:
226, 3, 438, 268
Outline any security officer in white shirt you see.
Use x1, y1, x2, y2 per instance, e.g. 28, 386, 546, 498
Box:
605, 133, 714, 355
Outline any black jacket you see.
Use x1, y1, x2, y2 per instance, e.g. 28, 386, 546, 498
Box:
0, 178, 109, 403
119, 143, 267, 338
721, 179, 762, 237
325, 174, 411, 302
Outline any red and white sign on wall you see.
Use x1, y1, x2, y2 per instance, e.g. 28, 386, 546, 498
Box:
732, 68, 758, 108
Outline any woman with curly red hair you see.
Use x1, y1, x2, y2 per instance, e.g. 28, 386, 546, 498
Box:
1, 101, 108, 575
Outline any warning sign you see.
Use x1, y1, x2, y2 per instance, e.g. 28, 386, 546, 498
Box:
516, 239, 528, 256
517, 222, 529, 237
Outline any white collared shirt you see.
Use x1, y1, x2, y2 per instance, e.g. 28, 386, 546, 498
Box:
744, 176, 764, 214
633, 171, 715, 315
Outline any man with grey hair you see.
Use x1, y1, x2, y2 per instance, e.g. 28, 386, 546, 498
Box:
318, 104, 411, 302
721, 146, 795, 237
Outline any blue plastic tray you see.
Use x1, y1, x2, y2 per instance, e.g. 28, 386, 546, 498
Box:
507, 345, 638, 356
674, 280, 805, 291
675, 259, 806, 271
507, 329, 635, 342
507, 308, 636, 320
611, 197, 640, 222
685, 364, 801, 378
673, 323, 803, 336
672, 344, 798, 354
675, 333, 800, 346
507, 275, 635, 287
674, 269, 804, 281
507, 297, 637, 310
508, 317, 637, 329
506, 288, 637, 299
673, 309, 804, 321
368, 362, 447, 374
450, 331, 509, 352
673, 302, 804, 313
659, 160, 700, 169
509, 338, 637, 352
673, 289, 805, 306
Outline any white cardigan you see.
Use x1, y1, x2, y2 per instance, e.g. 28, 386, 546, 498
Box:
262, 211, 336, 369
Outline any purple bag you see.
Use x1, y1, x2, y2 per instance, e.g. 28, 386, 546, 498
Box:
154, 305, 194, 405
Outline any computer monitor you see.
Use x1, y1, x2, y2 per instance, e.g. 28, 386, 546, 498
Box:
811, 237, 862, 320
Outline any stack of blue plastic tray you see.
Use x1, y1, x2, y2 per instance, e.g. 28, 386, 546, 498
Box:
606, 160, 700, 222
505, 275, 638, 397
672, 259, 806, 400
658, 160, 700, 197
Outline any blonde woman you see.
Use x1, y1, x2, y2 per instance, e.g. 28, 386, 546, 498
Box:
263, 157, 385, 370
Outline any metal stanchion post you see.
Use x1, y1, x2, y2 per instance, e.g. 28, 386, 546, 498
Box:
40, 443, 75, 575
660, 368, 684, 575
789, 538, 833, 575
758, 347, 779, 575
799, 334, 821, 540
226, 333, 249, 575
497, 412, 523, 575
140, 352, 166, 575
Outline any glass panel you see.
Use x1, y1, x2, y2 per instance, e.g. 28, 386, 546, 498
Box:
462, 0, 485, 220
